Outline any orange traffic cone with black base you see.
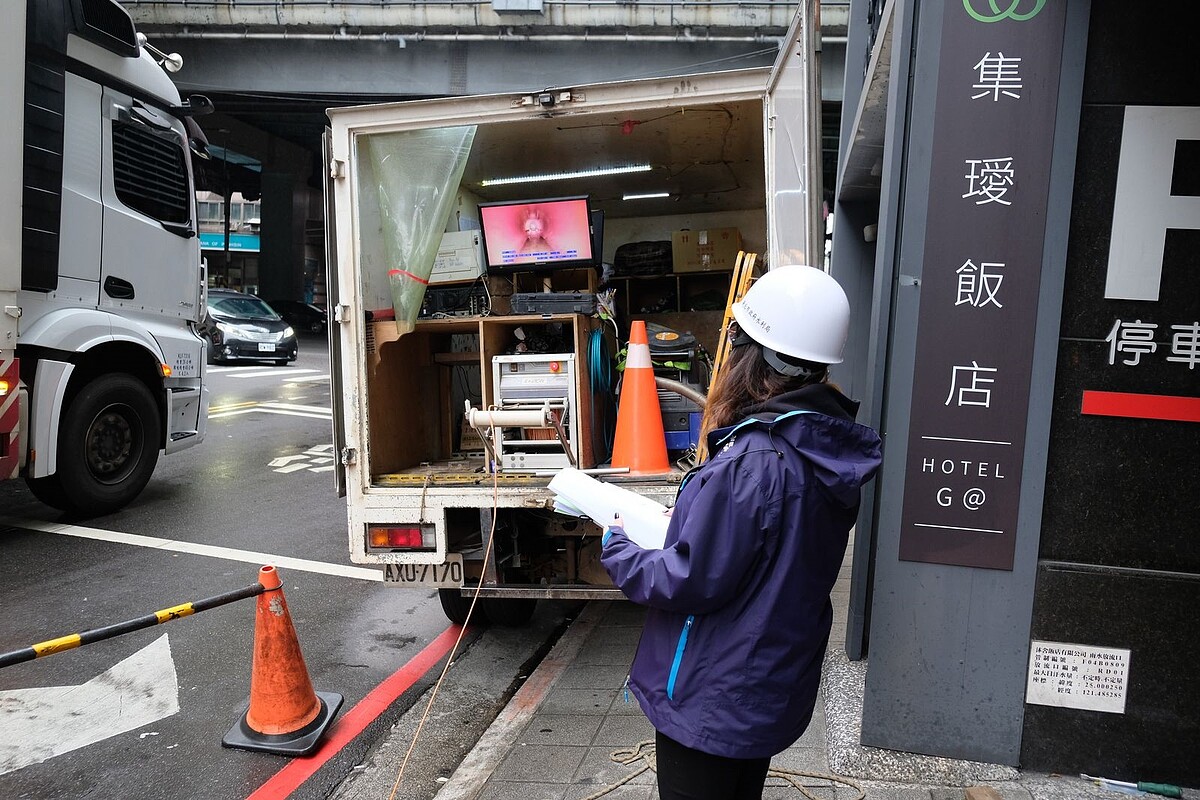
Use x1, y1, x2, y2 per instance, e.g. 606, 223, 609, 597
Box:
611, 320, 671, 475
223, 565, 343, 755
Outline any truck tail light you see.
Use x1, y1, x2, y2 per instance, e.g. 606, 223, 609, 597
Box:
367, 524, 435, 551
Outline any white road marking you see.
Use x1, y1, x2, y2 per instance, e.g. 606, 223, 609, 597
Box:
250, 408, 331, 420
286, 373, 331, 382
262, 402, 332, 413
268, 454, 310, 467
269, 444, 339, 474
0, 634, 180, 776
228, 368, 319, 379
209, 401, 332, 420
6, 518, 383, 582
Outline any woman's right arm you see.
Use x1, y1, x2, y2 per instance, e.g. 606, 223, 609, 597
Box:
601, 460, 775, 615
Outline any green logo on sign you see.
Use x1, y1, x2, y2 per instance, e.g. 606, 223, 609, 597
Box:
963, 0, 1046, 22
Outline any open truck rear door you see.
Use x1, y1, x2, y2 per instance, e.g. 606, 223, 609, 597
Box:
324, 127, 348, 498
766, 0, 825, 269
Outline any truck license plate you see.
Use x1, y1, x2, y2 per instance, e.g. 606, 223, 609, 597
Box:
383, 554, 464, 588
258, 342, 276, 352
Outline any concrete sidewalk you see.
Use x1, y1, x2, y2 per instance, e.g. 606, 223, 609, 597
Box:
429, 547, 1197, 800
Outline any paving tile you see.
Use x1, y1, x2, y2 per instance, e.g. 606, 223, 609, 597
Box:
593, 713, 657, 746
791, 723, 827, 750
601, 602, 648, 627
556, 663, 632, 690
575, 641, 639, 666
594, 626, 645, 647
764, 781, 837, 800
520, 713, 605, 746
770, 745, 830, 773
931, 789, 967, 800
565, 784, 655, 800
478, 781, 568, 800
608, 691, 649, 715
539, 687, 620, 715
572, 745, 658, 788
850, 782, 935, 800
492, 744, 589, 783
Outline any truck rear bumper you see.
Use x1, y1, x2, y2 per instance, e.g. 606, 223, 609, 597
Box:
449, 585, 625, 601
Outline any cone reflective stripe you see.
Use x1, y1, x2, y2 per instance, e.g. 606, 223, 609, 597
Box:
223, 566, 343, 755
611, 321, 671, 475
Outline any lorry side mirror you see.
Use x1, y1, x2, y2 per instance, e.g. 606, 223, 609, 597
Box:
176, 95, 215, 117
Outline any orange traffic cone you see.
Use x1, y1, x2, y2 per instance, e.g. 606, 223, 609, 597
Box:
611, 320, 671, 475
222, 565, 343, 755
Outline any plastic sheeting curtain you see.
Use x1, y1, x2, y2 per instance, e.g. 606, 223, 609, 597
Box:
357, 126, 476, 334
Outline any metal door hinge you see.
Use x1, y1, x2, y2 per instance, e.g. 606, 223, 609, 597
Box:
333, 304, 351, 323
340, 447, 357, 466
329, 158, 345, 179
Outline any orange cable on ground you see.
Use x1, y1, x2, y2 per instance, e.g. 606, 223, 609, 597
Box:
387, 467, 501, 800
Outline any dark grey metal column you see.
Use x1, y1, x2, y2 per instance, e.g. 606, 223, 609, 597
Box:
860, 0, 1089, 764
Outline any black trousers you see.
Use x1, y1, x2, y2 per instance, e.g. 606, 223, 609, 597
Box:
654, 730, 772, 800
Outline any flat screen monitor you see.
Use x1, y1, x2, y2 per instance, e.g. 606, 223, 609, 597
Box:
478, 196, 595, 274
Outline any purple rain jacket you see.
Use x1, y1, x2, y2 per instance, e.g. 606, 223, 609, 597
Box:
601, 383, 882, 759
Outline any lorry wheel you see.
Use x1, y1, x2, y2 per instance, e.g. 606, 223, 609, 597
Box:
24, 474, 70, 511
482, 598, 538, 627
438, 588, 477, 625
54, 375, 161, 517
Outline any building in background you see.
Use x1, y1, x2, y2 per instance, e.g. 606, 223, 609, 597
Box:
196, 191, 260, 292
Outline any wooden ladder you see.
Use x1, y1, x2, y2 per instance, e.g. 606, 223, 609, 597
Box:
698, 250, 757, 462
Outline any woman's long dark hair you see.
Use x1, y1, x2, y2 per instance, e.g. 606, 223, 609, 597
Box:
699, 340, 827, 446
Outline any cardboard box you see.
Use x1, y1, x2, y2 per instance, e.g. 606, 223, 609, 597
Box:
671, 228, 742, 274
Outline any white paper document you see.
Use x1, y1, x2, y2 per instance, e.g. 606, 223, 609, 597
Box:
548, 468, 672, 550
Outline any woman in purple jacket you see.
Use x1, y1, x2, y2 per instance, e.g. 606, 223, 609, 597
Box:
602, 265, 882, 800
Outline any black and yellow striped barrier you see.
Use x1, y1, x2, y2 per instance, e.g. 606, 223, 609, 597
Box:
0, 581, 266, 669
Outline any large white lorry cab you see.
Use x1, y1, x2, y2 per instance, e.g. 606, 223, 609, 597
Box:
327, 2, 821, 624
1, 0, 213, 516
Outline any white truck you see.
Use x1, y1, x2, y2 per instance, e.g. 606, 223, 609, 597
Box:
326, 2, 823, 625
1, 0, 211, 516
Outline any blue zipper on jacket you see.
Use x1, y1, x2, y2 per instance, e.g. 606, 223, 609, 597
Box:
666, 615, 694, 700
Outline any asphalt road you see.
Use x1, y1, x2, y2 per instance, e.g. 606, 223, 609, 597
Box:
0, 333, 565, 799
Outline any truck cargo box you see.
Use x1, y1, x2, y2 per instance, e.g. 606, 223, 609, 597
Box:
325, 0, 821, 617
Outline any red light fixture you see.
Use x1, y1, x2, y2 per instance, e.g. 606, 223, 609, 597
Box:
368, 525, 427, 549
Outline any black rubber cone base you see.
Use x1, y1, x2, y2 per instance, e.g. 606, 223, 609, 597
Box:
222, 690, 344, 756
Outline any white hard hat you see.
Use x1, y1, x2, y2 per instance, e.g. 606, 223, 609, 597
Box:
731, 265, 850, 365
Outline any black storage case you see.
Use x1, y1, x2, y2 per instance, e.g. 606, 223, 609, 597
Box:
510, 292, 597, 315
